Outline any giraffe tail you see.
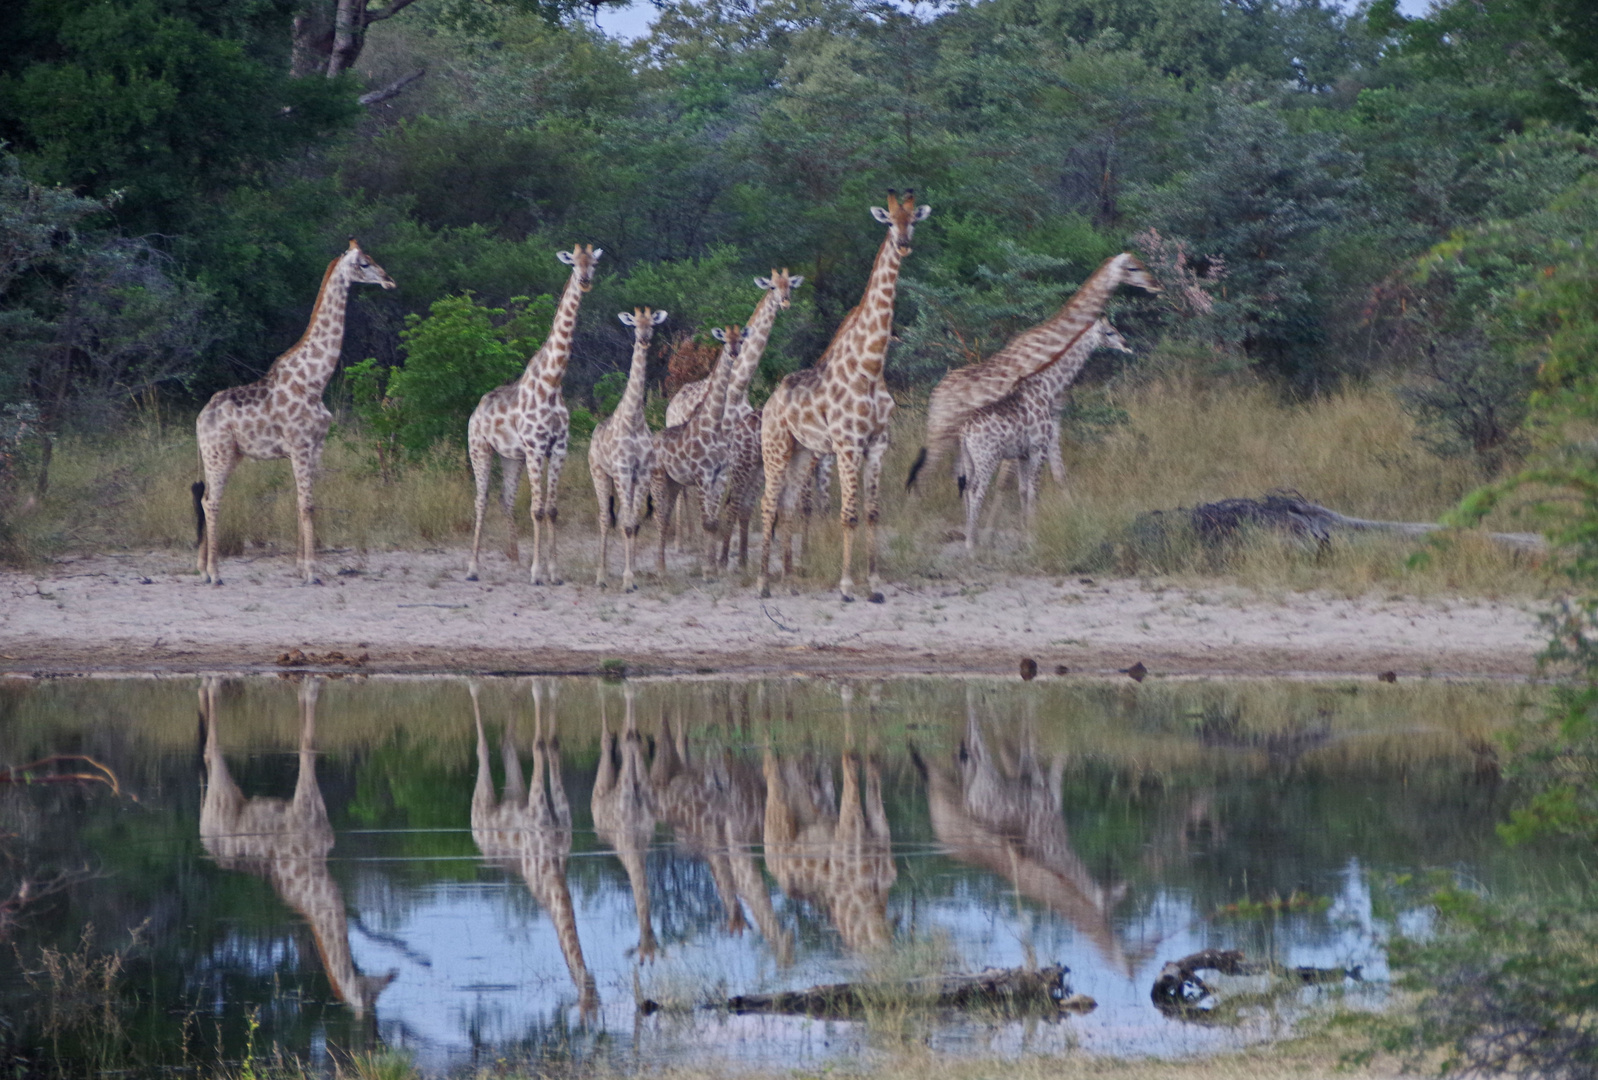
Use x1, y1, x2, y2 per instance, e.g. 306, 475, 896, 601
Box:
905, 446, 928, 491
957, 472, 967, 496
191, 481, 207, 547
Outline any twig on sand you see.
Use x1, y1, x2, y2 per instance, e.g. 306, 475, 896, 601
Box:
762, 603, 800, 633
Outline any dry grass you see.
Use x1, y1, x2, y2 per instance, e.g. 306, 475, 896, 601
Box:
8, 379, 1551, 598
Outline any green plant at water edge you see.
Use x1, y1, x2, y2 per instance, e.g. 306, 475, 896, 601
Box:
1383, 172, 1598, 1077
21, 921, 145, 1074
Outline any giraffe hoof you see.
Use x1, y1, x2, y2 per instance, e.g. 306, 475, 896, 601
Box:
868, 592, 886, 604
841, 593, 855, 603
466, 572, 479, 582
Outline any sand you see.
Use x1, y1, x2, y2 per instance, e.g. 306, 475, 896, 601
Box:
0, 543, 1547, 680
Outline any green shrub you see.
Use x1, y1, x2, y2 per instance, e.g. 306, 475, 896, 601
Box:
354, 292, 556, 464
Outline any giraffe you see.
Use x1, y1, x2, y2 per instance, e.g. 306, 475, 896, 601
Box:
955, 318, 1133, 551
469, 680, 599, 1020
193, 239, 395, 585
648, 701, 794, 963
590, 682, 660, 962
757, 191, 930, 603
651, 325, 742, 578
761, 686, 895, 953
663, 271, 805, 571
198, 676, 397, 1015
465, 244, 602, 584
910, 687, 1131, 974
589, 307, 668, 591
906, 252, 1160, 493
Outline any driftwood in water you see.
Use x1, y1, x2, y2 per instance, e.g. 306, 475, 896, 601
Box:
1151, 948, 1361, 1018
726, 965, 1070, 1018
1187, 490, 1544, 553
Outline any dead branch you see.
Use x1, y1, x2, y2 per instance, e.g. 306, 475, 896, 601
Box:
0, 755, 124, 795
359, 68, 426, 106
1186, 489, 1545, 554
1151, 948, 1360, 1019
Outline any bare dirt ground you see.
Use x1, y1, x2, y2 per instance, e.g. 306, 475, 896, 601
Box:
0, 542, 1547, 680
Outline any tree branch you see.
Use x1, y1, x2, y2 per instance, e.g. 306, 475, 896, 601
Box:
363, 0, 424, 24
359, 68, 426, 106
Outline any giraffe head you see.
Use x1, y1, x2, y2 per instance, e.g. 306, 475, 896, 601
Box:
342, 238, 396, 290
870, 190, 932, 254
1093, 317, 1134, 354
556, 244, 604, 291
618, 307, 669, 343
710, 324, 743, 359
754, 268, 805, 309
1112, 252, 1161, 294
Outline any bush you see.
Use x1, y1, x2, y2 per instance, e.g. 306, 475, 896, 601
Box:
352, 292, 555, 465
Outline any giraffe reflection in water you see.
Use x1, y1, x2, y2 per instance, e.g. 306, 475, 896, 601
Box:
198, 676, 396, 1017
914, 686, 1131, 974
649, 688, 793, 964
591, 682, 660, 961
469, 680, 599, 1020
762, 685, 896, 953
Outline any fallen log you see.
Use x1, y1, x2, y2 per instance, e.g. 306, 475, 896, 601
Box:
1188, 490, 1544, 553
726, 965, 1072, 1018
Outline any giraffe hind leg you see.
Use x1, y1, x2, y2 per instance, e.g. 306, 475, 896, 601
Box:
466, 434, 496, 581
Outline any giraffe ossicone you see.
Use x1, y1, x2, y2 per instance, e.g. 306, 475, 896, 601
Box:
193, 239, 395, 585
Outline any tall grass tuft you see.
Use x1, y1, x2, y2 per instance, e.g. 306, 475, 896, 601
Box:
5, 380, 1547, 596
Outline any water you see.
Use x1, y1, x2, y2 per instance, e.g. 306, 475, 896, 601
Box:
0, 675, 1537, 1074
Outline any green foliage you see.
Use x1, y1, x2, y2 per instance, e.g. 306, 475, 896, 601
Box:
363, 292, 555, 460
591, 370, 628, 417
1385, 887, 1598, 1078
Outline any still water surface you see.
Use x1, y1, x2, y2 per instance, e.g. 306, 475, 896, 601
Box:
0, 675, 1534, 1073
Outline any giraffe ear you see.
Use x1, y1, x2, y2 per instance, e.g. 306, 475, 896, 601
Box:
913, 204, 932, 221
754, 276, 773, 290
789, 275, 805, 289
652, 309, 669, 325
870, 206, 893, 224
556, 250, 576, 265
591, 248, 604, 261
711, 327, 727, 342
618, 312, 636, 326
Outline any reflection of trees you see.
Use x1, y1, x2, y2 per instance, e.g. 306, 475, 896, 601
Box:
469, 680, 597, 1021
649, 700, 793, 964
913, 688, 1131, 975
591, 683, 659, 961
198, 676, 394, 1017
762, 686, 895, 953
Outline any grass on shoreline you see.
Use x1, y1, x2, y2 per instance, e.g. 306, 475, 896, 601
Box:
7, 378, 1548, 599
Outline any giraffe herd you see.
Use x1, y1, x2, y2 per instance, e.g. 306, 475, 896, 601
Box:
193, 194, 1162, 598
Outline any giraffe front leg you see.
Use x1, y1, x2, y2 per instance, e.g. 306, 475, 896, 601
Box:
755, 441, 794, 600
527, 454, 547, 584
466, 438, 495, 581
834, 447, 863, 603
593, 469, 615, 587
964, 446, 998, 555
289, 450, 321, 585
1020, 451, 1043, 545
862, 437, 888, 603
653, 472, 678, 577
537, 447, 566, 585
500, 452, 523, 566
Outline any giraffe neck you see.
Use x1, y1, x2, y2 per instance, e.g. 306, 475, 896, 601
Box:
615, 335, 653, 432
269, 257, 352, 396
689, 341, 737, 433
521, 269, 586, 392
826, 234, 903, 386
1023, 328, 1105, 407
725, 291, 781, 413
986, 256, 1127, 380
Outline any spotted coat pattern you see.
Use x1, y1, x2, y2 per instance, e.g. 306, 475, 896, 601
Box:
466, 244, 601, 584
651, 326, 742, 577
757, 193, 930, 602
589, 308, 666, 591
194, 241, 396, 585
956, 319, 1132, 551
